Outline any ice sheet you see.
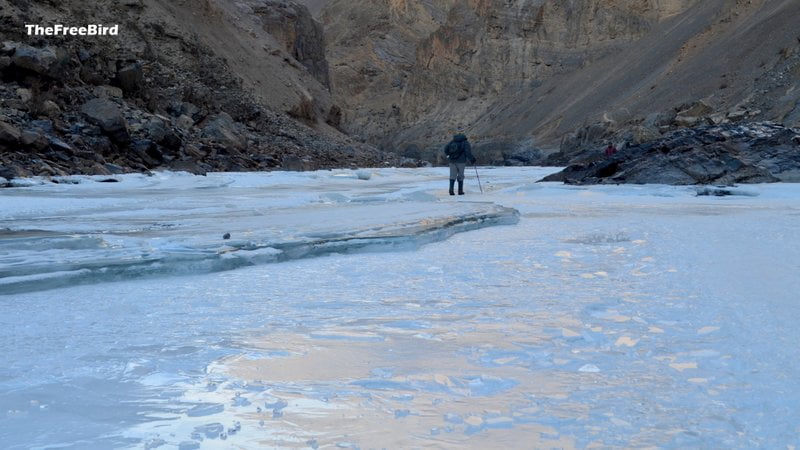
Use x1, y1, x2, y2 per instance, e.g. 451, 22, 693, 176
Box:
0, 169, 518, 294
1, 167, 799, 449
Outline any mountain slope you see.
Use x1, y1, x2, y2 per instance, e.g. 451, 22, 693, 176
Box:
316, 0, 800, 162
0, 0, 403, 178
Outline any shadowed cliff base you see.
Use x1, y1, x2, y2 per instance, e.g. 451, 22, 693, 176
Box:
541, 122, 800, 185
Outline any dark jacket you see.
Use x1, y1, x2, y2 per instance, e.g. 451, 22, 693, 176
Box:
444, 134, 476, 164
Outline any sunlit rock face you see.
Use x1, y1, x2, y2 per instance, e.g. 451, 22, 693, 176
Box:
314, 0, 800, 162
318, 0, 698, 149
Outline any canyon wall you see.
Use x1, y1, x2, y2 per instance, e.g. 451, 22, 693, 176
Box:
316, 0, 800, 163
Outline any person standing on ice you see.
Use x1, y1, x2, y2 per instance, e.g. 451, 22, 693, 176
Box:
444, 133, 477, 196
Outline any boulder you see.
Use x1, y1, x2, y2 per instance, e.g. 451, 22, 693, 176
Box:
93, 85, 124, 99
674, 115, 702, 128
674, 101, 713, 128
503, 147, 543, 166
727, 109, 748, 122
84, 163, 111, 176
104, 163, 126, 174
20, 130, 49, 151
677, 101, 713, 118
37, 161, 67, 177
10, 44, 62, 77
281, 155, 306, 171
29, 119, 54, 133
48, 136, 75, 153
175, 114, 194, 130
131, 139, 163, 165
160, 129, 182, 151
15, 88, 32, 102
79, 64, 106, 85
168, 102, 201, 120
399, 157, 419, 168
643, 111, 676, 129
40, 100, 61, 119
77, 48, 92, 62
143, 117, 168, 143
0, 164, 24, 180
80, 98, 130, 144
0, 121, 22, 144
2, 41, 16, 54
168, 160, 207, 175
116, 62, 144, 93
143, 116, 180, 149
201, 112, 245, 149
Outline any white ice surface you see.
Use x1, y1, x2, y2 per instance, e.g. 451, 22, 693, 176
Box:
0, 169, 517, 295
1, 167, 799, 449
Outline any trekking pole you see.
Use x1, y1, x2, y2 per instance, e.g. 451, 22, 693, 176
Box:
474, 164, 483, 193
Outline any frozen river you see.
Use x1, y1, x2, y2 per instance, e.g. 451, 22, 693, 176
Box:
1, 167, 799, 449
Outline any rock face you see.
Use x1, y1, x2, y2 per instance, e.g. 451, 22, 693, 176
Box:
200, 113, 247, 150
541, 122, 800, 185
252, 0, 331, 88
313, 0, 800, 161
6, 43, 67, 78
80, 98, 131, 144
0, 0, 404, 179
0, 121, 21, 144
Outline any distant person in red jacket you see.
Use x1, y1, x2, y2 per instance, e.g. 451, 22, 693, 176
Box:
605, 142, 618, 157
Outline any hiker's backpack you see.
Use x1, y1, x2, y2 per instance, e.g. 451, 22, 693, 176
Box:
446, 141, 465, 161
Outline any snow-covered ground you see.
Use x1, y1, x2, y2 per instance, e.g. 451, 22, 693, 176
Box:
1, 167, 799, 449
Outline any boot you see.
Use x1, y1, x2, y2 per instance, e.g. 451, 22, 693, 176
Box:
449, 179, 456, 196
458, 180, 464, 195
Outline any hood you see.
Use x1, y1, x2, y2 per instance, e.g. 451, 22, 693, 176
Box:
453, 133, 468, 142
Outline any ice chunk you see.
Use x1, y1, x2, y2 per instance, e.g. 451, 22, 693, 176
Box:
186, 403, 224, 417
578, 364, 601, 373
193, 423, 224, 439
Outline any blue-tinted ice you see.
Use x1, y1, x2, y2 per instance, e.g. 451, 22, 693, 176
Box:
1, 167, 799, 448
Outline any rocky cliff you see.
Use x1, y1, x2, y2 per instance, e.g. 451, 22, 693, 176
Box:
313, 0, 800, 164
2, 0, 799, 179
0, 0, 406, 179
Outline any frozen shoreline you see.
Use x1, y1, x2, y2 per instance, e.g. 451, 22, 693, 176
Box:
2, 167, 799, 448
0, 169, 519, 295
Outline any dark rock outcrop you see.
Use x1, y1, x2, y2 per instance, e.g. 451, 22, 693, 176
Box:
115, 62, 145, 94
201, 113, 246, 150
0, 121, 22, 144
80, 98, 131, 144
541, 122, 800, 185
0, 0, 412, 179
6, 43, 67, 78
253, 1, 330, 88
